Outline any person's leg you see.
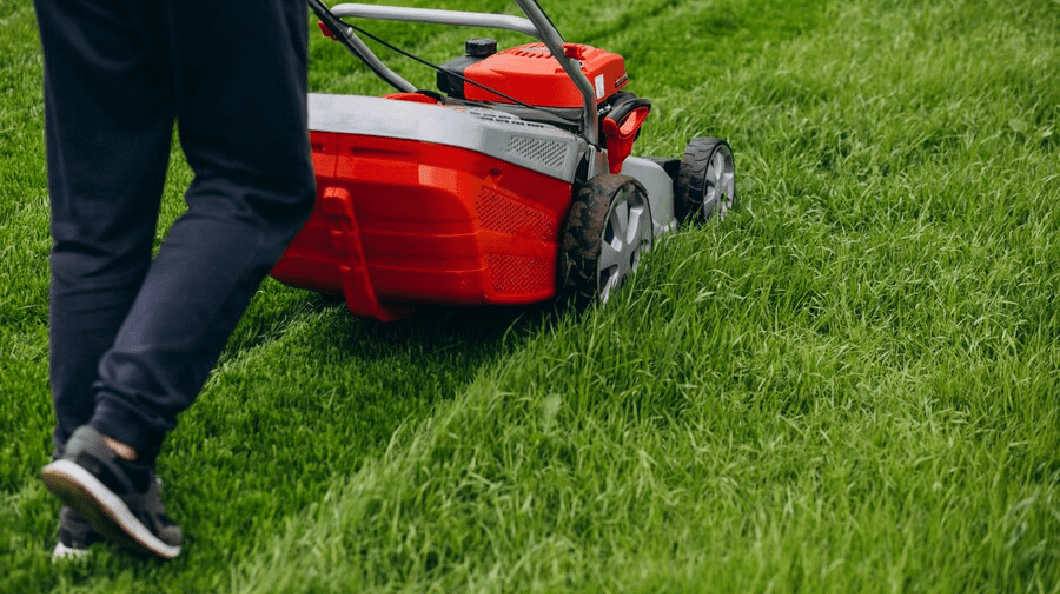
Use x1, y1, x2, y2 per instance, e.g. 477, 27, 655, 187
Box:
34, 0, 175, 558
87, 0, 315, 463
42, 0, 313, 560
33, 0, 174, 457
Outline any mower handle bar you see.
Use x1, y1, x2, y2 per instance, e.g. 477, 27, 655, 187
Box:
329, 4, 542, 38
329, 1, 599, 146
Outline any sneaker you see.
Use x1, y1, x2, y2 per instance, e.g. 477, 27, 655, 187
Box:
52, 505, 103, 560
41, 426, 181, 559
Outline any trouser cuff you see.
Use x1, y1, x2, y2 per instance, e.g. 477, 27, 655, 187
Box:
89, 399, 163, 464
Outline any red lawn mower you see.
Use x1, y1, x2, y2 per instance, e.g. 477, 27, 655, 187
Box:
271, 0, 737, 321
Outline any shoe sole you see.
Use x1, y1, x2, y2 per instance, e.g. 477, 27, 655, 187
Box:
52, 540, 92, 561
41, 460, 180, 560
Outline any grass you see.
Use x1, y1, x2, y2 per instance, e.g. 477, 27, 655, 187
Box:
1, 0, 1058, 592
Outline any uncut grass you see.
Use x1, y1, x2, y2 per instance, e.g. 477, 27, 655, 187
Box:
224, 0, 1057, 592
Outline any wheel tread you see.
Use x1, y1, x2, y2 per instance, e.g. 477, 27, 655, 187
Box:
675, 137, 735, 224
559, 174, 650, 307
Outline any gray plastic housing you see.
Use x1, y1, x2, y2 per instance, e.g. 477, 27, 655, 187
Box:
309, 93, 589, 182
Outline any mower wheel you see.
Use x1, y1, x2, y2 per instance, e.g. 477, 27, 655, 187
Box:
674, 137, 736, 224
560, 173, 653, 306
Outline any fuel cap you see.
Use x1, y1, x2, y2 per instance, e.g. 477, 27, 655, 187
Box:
465, 38, 498, 58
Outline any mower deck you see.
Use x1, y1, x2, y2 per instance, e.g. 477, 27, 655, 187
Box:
271, 94, 583, 320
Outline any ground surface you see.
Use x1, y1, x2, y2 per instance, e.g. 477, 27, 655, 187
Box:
1, 0, 1057, 592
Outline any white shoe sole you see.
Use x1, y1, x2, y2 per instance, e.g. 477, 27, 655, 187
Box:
41, 460, 180, 560
52, 540, 92, 561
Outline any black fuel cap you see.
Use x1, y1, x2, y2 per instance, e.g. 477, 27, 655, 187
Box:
465, 38, 498, 58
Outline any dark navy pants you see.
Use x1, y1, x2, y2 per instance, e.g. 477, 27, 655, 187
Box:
35, 0, 316, 463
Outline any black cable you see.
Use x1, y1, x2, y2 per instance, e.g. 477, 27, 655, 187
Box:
306, 0, 552, 113
342, 20, 542, 110
306, 0, 407, 91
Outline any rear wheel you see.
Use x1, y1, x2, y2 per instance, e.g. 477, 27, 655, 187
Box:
560, 174, 653, 306
675, 137, 736, 224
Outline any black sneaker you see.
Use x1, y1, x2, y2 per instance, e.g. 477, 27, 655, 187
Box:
52, 505, 104, 560
41, 426, 181, 559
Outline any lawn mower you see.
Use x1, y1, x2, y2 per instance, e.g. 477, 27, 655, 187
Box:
270, 0, 737, 321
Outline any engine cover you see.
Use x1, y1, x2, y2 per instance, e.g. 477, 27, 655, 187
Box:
460, 43, 628, 108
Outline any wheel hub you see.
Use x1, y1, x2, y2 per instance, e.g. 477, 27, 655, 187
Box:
597, 186, 652, 303
703, 145, 736, 219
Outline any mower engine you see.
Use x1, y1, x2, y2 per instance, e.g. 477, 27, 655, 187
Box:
438, 40, 629, 108
437, 39, 652, 176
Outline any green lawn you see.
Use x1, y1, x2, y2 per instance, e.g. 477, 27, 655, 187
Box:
1, 0, 1058, 592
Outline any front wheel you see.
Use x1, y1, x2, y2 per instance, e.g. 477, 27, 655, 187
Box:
560, 174, 653, 307
674, 137, 736, 224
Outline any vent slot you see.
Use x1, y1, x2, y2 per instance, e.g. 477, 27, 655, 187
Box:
476, 187, 556, 242
500, 43, 553, 59
506, 136, 568, 171
485, 254, 554, 294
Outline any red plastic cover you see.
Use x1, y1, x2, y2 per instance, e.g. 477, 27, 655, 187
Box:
463, 43, 628, 108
